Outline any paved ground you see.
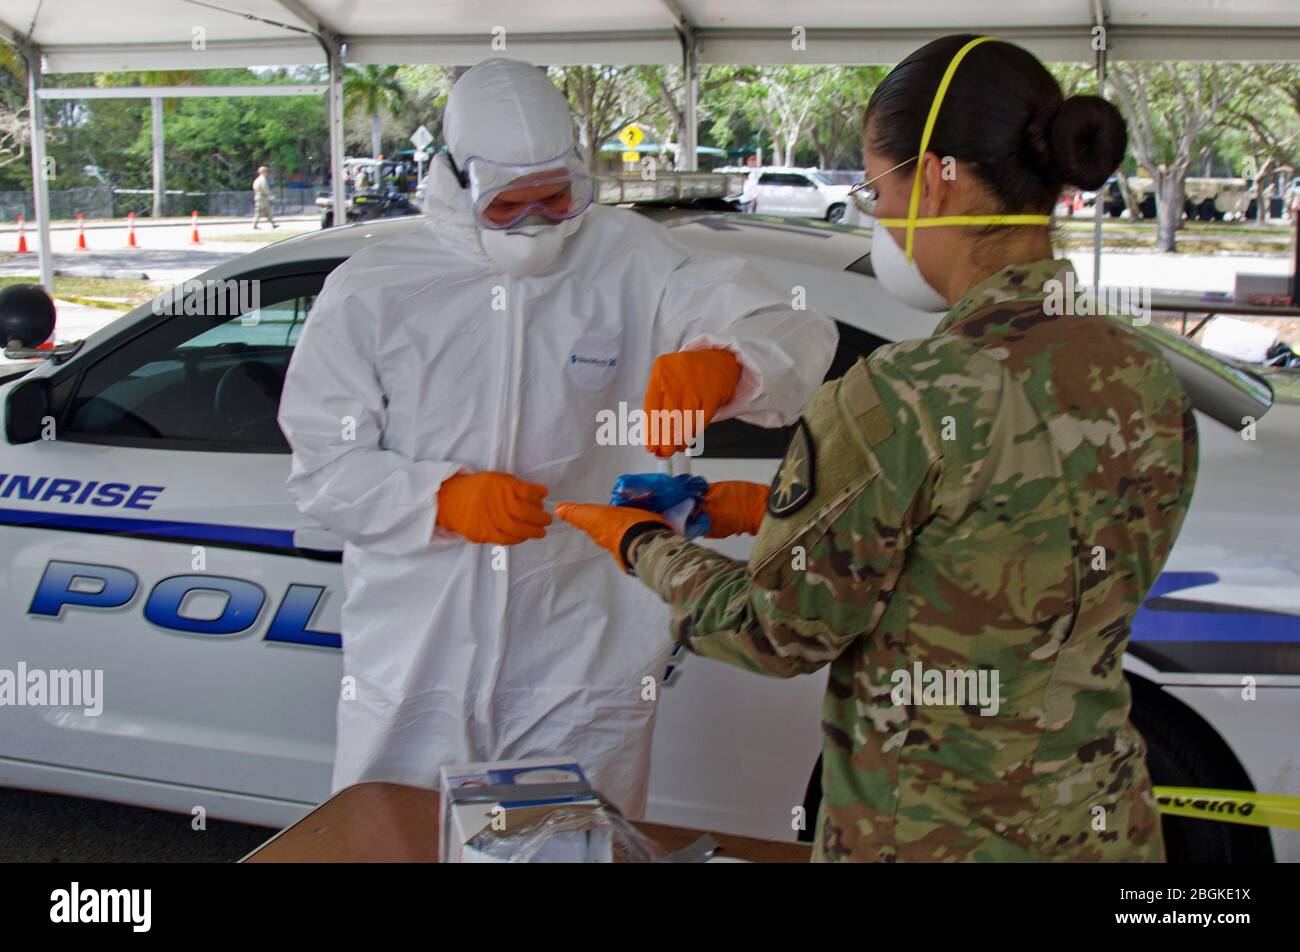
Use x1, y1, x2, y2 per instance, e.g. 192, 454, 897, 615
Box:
0, 215, 319, 283
0, 788, 275, 863
1069, 248, 1293, 297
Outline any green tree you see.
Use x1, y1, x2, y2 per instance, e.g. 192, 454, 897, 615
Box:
1222, 64, 1300, 221
552, 66, 657, 174
1108, 62, 1230, 252
630, 65, 748, 168
344, 65, 407, 158
808, 67, 887, 169
731, 66, 833, 166
97, 70, 196, 216
162, 69, 328, 194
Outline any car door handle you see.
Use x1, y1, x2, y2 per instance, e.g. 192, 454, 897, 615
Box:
292, 526, 344, 554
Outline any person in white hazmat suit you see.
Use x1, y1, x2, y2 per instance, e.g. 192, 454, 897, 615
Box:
278, 58, 837, 816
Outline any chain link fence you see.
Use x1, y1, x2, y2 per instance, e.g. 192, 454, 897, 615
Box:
0, 186, 318, 221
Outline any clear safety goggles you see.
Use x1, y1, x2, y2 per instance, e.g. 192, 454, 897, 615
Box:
455, 147, 595, 231
854, 35, 1053, 262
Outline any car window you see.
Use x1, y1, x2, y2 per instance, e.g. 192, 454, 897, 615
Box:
788, 175, 814, 188
60, 272, 326, 452
758, 173, 783, 186
699, 320, 888, 459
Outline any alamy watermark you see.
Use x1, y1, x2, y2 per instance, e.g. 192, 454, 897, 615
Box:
890, 662, 1000, 716
595, 402, 706, 456
152, 278, 262, 318
1043, 271, 1150, 326
0, 663, 103, 716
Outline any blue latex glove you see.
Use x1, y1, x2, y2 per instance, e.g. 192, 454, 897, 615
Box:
609, 473, 711, 539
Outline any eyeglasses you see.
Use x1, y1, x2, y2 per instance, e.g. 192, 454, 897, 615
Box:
847, 156, 917, 218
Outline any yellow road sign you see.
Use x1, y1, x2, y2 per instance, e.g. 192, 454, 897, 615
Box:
618, 126, 644, 149
621, 151, 640, 163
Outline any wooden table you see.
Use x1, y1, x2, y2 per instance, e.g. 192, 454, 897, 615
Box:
243, 781, 811, 863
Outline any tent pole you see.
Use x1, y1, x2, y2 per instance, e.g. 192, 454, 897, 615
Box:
326, 39, 346, 224
680, 28, 699, 172
1092, 5, 1108, 291
22, 43, 54, 292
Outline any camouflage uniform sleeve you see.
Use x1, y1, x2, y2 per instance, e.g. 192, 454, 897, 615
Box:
630, 354, 942, 677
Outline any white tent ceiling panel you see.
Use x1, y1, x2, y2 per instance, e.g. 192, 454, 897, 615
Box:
38, 40, 324, 73
3, 0, 1300, 69
694, 28, 1100, 66
300, 0, 679, 36
5, 0, 309, 44
344, 33, 683, 67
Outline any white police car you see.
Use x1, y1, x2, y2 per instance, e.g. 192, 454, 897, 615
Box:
0, 212, 1295, 862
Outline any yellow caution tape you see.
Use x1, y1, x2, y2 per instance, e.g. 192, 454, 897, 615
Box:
1154, 786, 1300, 830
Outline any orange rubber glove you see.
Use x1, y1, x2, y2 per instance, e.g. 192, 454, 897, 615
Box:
702, 480, 770, 538
554, 503, 671, 572
642, 348, 742, 458
436, 471, 552, 545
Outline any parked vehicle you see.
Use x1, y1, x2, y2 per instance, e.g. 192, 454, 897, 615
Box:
1102, 175, 1253, 221
0, 210, 1293, 862
747, 167, 852, 222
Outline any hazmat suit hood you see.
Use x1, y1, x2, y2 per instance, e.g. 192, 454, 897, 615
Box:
424, 58, 581, 249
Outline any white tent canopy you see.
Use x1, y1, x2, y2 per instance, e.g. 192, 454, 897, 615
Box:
2, 1, 1299, 290
4, 1, 1300, 69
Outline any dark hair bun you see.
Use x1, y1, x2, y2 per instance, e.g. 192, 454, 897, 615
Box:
1048, 95, 1128, 190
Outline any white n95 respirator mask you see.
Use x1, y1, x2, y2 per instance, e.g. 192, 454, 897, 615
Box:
870, 223, 949, 313
479, 211, 587, 277
867, 35, 1052, 314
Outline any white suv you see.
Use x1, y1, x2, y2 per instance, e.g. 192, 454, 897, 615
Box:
749, 167, 852, 222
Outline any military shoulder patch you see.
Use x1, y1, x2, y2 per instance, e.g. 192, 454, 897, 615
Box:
767, 418, 815, 517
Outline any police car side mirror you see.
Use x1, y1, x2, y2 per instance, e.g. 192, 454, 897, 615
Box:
1, 284, 54, 350
0, 284, 79, 362
5, 376, 52, 444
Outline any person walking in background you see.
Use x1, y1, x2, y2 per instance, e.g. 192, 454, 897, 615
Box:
252, 166, 278, 229
739, 169, 759, 214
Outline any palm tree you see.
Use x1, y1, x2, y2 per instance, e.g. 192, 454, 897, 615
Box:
343, 65, 407, 158
0, 42, 26, 85
97, 70, 196, 216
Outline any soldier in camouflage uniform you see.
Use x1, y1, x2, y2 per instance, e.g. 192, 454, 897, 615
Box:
561, 258, 1196, 862
557, 36, 1199, 862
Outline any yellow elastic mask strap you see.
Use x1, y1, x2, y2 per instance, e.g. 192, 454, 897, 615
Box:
877, 35, 1051, 261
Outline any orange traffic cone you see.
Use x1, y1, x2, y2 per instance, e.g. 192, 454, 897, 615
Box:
126, 211, 138, 248
189, 210, 201, 245
75, 212, 88, 250
15, 213, 29, 254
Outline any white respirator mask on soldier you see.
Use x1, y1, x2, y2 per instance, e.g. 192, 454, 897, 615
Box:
870, 224, 949, 312
851, 35, 1054, 314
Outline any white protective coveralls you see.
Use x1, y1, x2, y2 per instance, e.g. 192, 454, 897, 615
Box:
278, 58, 837, 815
